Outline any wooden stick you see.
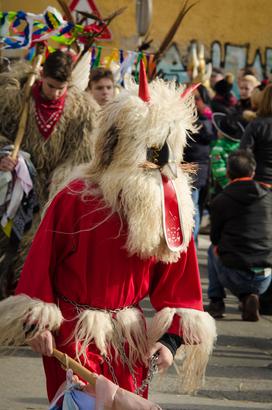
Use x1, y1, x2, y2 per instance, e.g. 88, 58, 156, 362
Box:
11, 53, 43, 160
53, 348, 97, 386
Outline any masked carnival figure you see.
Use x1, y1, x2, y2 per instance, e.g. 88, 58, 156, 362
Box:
0, 61, 216, 403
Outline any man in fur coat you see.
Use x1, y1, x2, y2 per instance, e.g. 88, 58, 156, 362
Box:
0, 62, 216, 403
0, 50, 98, 297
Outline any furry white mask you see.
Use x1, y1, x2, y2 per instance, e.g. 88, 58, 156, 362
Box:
85, 69, 198, 262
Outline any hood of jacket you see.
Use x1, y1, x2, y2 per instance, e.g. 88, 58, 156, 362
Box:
223, 179, 270, 205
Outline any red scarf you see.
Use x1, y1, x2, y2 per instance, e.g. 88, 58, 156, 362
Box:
32, 81, 67, 139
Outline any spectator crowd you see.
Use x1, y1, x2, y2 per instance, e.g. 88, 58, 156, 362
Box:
184, 65, 272, 322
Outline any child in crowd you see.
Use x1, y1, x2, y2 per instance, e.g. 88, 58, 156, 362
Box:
87, 67, 115, 106
210, 113, 244, 196
235, 75, 260, 126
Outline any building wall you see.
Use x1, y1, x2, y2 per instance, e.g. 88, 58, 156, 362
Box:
2, 0, 272, 77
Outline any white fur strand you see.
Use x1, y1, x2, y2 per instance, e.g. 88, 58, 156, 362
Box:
0, 294, 63, 346
148, 307, 217, 393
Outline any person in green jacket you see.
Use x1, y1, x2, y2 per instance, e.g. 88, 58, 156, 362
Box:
210, 113, 245, 196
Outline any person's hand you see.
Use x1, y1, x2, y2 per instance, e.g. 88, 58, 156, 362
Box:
0, 155, 17, 172
28, 330, 55, 357
149, 342, 173, 373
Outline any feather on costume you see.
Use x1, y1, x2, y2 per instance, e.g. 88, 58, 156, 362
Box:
0, 62, 216, 401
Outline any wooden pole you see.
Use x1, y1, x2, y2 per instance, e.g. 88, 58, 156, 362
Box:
53, 348, 97, 386
11, 52, 43, 160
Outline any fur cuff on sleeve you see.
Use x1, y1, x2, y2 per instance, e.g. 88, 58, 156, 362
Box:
0, 294, 63, 346
148, 307, 217, 393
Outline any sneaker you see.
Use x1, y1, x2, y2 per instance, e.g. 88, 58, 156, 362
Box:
205, 300, 225, 319
241, 294, 260, 322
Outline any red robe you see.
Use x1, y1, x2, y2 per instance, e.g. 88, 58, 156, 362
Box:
16, 180, 203, 401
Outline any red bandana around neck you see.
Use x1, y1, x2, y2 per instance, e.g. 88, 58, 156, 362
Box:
32, 81, 67, 140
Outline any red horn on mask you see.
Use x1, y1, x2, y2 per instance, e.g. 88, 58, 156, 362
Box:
181, 82, 201, 98
138, 59, 150, 102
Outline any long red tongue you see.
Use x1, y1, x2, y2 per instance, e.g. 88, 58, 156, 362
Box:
161, 174, 183, 251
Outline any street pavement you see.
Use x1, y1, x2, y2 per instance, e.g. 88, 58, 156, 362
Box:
0, 235, 271, 410
149, 235, 272, 410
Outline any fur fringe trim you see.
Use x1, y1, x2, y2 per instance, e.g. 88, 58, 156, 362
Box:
115, 308, 149, 364
73, 307, 148, 365
0, 294, 63, 346
74, 309, 114, 360
148, 307, 217, 393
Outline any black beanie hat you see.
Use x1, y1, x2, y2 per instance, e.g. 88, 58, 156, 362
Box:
214, 79, 232, 96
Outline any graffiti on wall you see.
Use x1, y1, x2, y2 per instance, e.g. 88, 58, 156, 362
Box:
158, 41, 272, 84
156, 43, 189, 83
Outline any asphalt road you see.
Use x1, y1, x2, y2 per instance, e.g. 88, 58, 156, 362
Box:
0, 235, 271, 410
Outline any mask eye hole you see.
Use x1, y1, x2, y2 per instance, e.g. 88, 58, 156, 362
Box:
147, 145, 160, 164
146, 142, 169, 167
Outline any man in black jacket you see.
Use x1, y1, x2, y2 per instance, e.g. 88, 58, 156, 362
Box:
206, 150, 272, 321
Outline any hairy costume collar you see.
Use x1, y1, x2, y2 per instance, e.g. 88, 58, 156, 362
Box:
97, 167, 194, 263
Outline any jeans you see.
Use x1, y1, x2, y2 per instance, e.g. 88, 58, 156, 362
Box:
191, 188, 200, 242
207, 245, 272, 299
